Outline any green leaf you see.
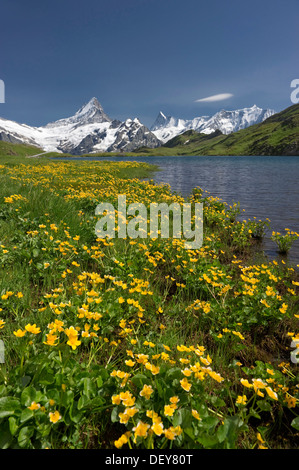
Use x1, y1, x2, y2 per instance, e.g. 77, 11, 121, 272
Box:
78, 395, 89, 410
249, 409, 261, 420
291, 417, 299, 431
111, 407, 119, 423
20, 375, 31, 388
130, 373, 148, 386
96, 376, 103, 388
0, 423, 13, 449
69, 400, 83, 424
209, 395, 226, 408
18, 426, 34, 448
196, 434, 219, 448
257, 400, 271, 412
0, 397, 20, 418
61, 390, 74, 407
33, 248, 40, 258
173, 409, 192, 428
20, 408, 34, 424
21, 386, 36, 407
83, 377, 96, 399
165, 367, 182, 382
8, 417, 18, 436
201, 416, 219, 431
38, 367, 55, 385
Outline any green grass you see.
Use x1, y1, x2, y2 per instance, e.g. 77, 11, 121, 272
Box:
0, 148, 298, 450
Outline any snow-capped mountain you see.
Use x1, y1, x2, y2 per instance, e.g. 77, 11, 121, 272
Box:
0, 99, 276, 153
0, 98, 161, 154
151, 105, 276, 143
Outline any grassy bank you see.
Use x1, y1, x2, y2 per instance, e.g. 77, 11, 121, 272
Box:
0, 157, 298, 449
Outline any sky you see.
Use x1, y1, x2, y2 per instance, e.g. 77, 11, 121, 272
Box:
0, 0, 298, 128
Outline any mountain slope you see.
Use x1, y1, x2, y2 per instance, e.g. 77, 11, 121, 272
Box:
134, 104, 299, 156
150, 105, 275, 143
0, 98, 161, 155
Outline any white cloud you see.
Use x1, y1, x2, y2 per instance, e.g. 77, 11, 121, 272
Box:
195, 93, 233, 103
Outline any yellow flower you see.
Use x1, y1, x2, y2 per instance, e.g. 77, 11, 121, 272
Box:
114, 432, 130, 449
0, 320, 5, 329
25, 323, 41, 334
43, 333, 58, 346
164, 405, 176, 417
265, 386, 278, 401
260, 299, 270, 308
180, 377, 192, 392
236, 395, 247, 405
256, 432, 266, 444
65, 326, 81, 350
279, 303, 288, 314
119, 412, 130, 424
145, 362, 160, 375
122, 395, 136, 407
49, 410, 62, 423
240, 378, 253, 388
125, 407, 138, 418
28, 401, 40, 410
13, 329, 26, 337
133, 421, 150, 439
182, 368, 192, 377
164, 426, 182, 440
112, 395, 121, 405
169, 396, 180, 405
191, 409, 201, 420
232, 331, 245, 340
139, 384, 154, 400
207, 370, 224, 383
151, 421, 164, 436
125, 359, 135, 367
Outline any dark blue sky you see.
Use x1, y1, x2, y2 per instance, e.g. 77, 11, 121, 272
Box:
0, 0, 298, 127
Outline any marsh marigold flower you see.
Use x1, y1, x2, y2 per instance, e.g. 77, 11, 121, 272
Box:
65, 326, 81, 350
49, 410, 62, 423
180, 377, 192, 392
191, 409, 201, 420
25, 323, 41, 334
133, 421, 150, 439
13, 329, 26, 337
139, 384, 154, 400
236, 395, 247, 405
164, 405, 176, 417
28, 401, 40, 411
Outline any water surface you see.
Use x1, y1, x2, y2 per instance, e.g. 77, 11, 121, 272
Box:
56, 155, 299, 265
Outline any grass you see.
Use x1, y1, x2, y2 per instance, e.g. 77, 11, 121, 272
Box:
0, 155, 298, 449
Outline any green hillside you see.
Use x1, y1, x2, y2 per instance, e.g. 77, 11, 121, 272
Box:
0, 141, 44, 164
133, 103, 299, 156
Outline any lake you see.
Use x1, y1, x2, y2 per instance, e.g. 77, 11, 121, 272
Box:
56, 155, 299, 266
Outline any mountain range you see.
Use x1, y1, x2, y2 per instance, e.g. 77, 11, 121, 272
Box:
134, 103, 299, 156
150, 105, 275, 143
0, 98, 276, 155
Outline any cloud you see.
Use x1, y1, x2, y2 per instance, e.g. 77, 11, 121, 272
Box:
195, 93, 234, 103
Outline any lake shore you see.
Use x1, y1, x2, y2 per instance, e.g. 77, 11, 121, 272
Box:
0, 156, 298, 449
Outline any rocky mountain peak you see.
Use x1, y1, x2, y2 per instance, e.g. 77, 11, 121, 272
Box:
45, 97, 112, 129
